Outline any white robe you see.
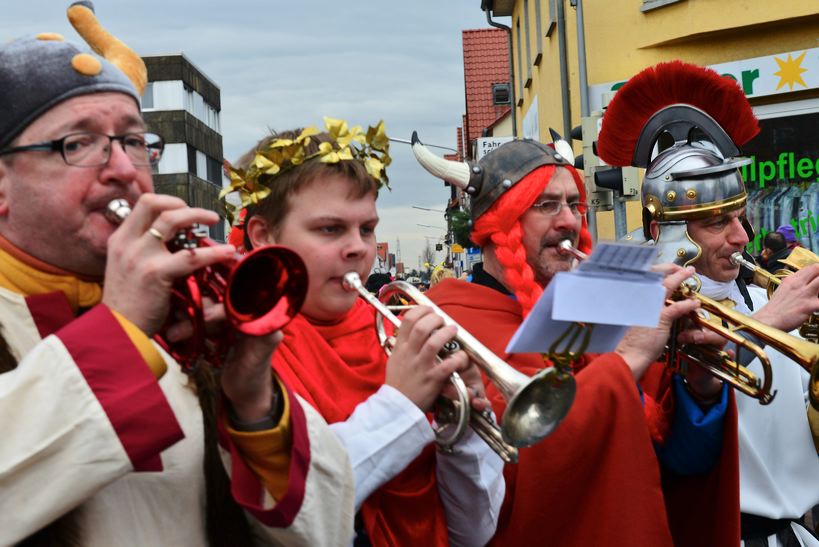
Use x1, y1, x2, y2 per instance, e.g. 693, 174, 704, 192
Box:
735, 286, 819, 546
0, 286, 355, 546
330, 384, 505, 546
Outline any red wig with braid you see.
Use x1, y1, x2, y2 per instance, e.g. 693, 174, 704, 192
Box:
472, 165, 592, 317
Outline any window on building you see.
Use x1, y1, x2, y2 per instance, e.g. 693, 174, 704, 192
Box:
523, 0, 532, 85
492, 83, 511, 105
516, 18, 523, 104
205, 103, 221, 132
141, 82, 153, 109
640, 0, 686, 12
196, 150, 207, 180
178, 85, 221, 132
187, 144, 197, 175
545, 0, 557, 38
533, 0, 554, 64
184, 85, 194, 114
534, 1, 543, 64
147, 80, 184, 110
206, 155, 222, 185
193, 93, 206, 123
153, 143, 187, 175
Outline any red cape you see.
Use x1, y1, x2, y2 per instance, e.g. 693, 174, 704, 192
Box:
272, 300, 449, 546
427, 279, 739, 546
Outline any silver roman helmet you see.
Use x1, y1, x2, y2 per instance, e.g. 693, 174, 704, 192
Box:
597, 61, 760, 267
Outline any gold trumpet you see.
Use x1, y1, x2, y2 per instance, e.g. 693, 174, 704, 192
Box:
731, 250, 819, 342
730, 251, 819, 411
342, 272, 576, 464
670, 281, 776, 404
556, 240, 792, 404
676, 280, 819, 408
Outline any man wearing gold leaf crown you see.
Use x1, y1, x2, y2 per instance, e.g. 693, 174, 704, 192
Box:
225, 120, 505, 546
412, 125, 741, 545
598, 61, 819, 547
0, 3, 356, 545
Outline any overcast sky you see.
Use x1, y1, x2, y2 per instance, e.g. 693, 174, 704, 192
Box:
3, 1, 498, 270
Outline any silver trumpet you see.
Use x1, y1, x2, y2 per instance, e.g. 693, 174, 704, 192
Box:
343, 272, 576, 464
557, 239, 588, 262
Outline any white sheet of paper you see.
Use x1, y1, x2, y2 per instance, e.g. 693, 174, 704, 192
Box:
506, 241, 666, 355
552, 272, 665, 327
506, 277, 630, 354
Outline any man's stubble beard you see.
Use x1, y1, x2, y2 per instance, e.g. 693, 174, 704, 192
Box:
532, 229, 578, 287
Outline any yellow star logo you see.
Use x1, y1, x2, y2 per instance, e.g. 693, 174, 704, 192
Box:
774, 51, 808, 91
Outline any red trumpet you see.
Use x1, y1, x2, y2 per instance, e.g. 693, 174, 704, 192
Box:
106, 199, 308, 370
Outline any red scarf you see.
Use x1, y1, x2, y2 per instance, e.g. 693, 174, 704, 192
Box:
272, 300, 449, 546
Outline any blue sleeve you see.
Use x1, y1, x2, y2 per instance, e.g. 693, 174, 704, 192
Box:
653, 375, 728, 475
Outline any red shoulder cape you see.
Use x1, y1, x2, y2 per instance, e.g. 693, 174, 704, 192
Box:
272, 300, 449, 546
427, 279, 739, 547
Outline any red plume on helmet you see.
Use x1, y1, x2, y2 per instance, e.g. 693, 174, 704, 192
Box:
597, 61, 759, 167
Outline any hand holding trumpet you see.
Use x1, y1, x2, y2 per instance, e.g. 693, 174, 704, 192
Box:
385, 305, 490, 414
102, 193, 289, 424
103, 193, 236, 336
614, 265, 715, 379
557, 241, 725, 399
751, 263, 819, 333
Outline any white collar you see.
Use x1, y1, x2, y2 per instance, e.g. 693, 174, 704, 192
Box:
697, 274, 752, 315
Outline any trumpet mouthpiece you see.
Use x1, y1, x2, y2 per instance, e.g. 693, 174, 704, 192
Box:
557, 240, 587, 261
730, 252, 750, 269
342, 272, 363, 292
105, 198, 131, 224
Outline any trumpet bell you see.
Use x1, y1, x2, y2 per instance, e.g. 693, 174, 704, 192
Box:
226, 245, 308, 335
377, 280, 576, 449
104, 198, 309, 370
344, 271, 574, 460
502, 366, 576, 447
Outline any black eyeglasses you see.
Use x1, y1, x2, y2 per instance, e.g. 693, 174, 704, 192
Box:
0, 131, 165, 167
531, 200, 589, 217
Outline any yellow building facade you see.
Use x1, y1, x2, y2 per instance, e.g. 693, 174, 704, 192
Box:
485, 0, 819, 246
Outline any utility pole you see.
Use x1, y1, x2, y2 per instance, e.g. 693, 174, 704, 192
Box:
570, 0, 598, 243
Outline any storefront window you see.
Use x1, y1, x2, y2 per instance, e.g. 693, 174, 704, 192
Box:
743, 111, 819, 255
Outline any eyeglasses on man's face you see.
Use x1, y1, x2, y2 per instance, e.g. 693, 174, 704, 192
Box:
0, 131, 165, 167
530, 200, 588, 217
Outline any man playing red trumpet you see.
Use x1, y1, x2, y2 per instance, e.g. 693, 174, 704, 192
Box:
0, 3, 356, 545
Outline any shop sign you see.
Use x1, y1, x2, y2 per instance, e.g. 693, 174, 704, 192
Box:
465, 247, 482, 269
476, 137, 514, 160
590, 47, 819, 112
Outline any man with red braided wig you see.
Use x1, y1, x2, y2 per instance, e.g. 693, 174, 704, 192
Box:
414, 135, 740, 546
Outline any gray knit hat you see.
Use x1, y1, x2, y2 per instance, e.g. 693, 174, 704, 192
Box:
0, 36, 138, 150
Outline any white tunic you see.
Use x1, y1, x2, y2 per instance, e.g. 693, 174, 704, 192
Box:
330, 384, 505, 546
0, 286, 355, 546
739, 286, 819, 546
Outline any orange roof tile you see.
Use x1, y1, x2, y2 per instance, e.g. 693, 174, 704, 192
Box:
462, 28, 511, 148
